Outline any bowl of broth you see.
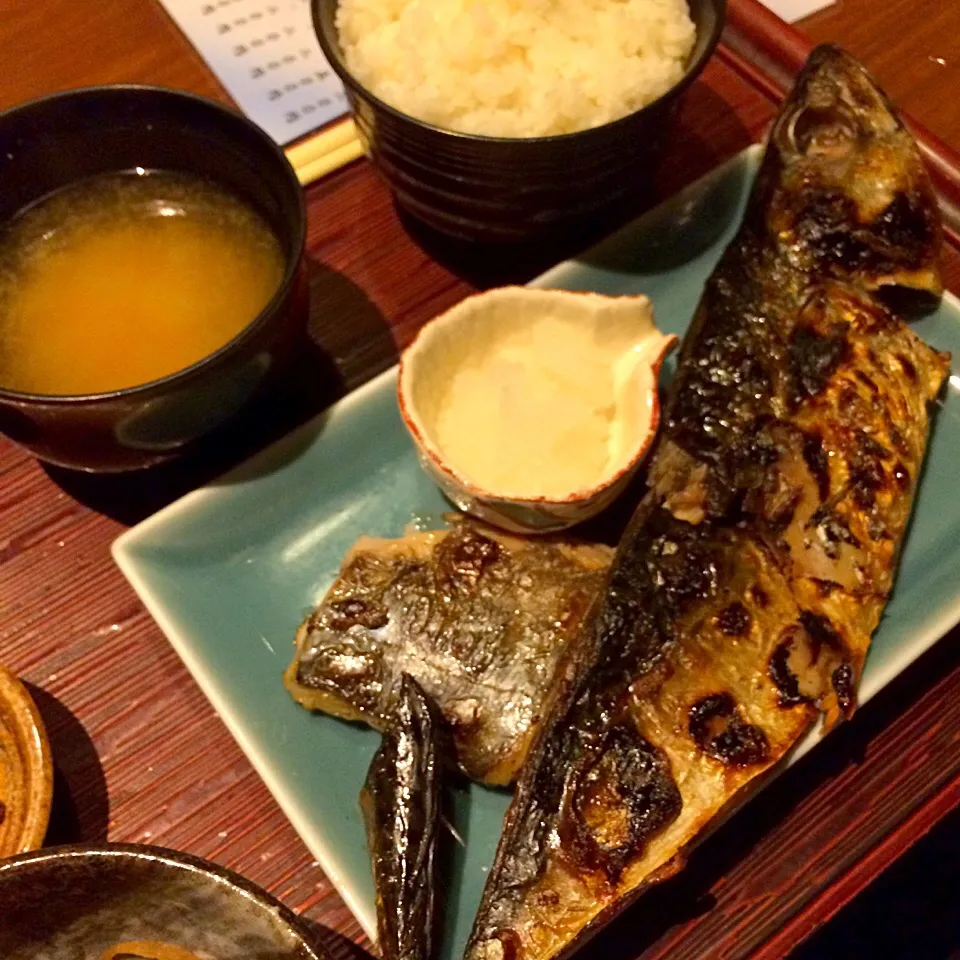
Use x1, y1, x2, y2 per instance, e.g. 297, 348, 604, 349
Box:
0, 86, 306, 471
0, 843, 331, 959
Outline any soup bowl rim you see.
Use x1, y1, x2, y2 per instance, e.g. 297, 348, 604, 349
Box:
0, 83, 307, 406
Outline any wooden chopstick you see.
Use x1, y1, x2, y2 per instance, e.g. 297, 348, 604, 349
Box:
285, 118, 364, 186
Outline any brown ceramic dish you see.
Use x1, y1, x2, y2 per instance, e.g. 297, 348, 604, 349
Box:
313, 0, 726, 243
0, 85, 307, 472
0, 665, 52, 858
0, 843, 332, 958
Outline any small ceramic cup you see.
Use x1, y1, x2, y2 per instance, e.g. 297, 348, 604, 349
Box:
398, 287, 677, 533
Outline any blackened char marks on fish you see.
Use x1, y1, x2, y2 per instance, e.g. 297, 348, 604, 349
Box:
790, 175, 939, 282
798, 610, 845, 657
491, 722, 575, 895
811, 578, 841, 598
750, 584, 770, 608
807, 505, 861, 557
562, 726, 681, 882
329, 597, 389, 631
802, 433, 831, 501
593, 505, 722, 686
797, 611, 856, 716
832, 663, 856, 714
897, 354, 918, 383
666, 266, 776, 474
793, 190, 866, 271
854, 430, 891, 462
789, 324, 850, 404
849, 430, 891, 509
855, 369, 880, 394
769, 629, 816, 707
437, 528, 501, 589
360, 676, 441, 960
688, 693, 770, 766
641, 508, 723, 624
874, 193, 939, 255
716, 602, 752, 636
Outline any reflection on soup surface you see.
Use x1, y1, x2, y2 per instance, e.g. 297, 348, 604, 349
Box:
0, 170, 285, 396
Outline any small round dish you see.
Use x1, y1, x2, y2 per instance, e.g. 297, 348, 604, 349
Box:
0, 665, 53, 858
399, 287, 676, 533
0, 85, 307, 472
313, 0, 726, 243
0, 843, 331, 959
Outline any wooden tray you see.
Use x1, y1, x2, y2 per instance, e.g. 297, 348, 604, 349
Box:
2, 1, 959, 958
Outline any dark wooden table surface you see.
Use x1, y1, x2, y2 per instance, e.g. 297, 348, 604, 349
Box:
3, 1, 960, 958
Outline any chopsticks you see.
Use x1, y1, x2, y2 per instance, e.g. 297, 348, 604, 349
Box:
285, 117, 365, 187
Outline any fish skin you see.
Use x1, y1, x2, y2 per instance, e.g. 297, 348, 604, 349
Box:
360, 675, 441, 960
466, 45, 950, 960
285, 521, 611, 785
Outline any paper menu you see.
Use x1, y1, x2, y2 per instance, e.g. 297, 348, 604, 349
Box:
158, 0, 348, 146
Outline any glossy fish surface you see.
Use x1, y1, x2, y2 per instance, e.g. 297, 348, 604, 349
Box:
285, 521, 611, 785
361, 675, 442, 960
467, 46, 950, 960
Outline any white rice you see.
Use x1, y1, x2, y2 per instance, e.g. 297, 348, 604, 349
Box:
336, 0, 697, 138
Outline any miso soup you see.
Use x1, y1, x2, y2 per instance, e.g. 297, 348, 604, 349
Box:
0, 170, 286, 396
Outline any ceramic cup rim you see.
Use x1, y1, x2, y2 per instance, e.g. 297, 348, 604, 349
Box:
312, 0, 727, 147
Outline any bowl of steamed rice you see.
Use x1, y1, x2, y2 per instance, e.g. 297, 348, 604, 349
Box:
313, 0, 725, 242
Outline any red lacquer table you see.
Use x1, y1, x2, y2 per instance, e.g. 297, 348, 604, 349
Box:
2, 1, 959, 956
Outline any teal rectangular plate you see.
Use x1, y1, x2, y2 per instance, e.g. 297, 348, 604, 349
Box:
113, 145, 960, 958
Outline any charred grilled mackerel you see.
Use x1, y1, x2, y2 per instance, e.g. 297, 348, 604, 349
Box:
466, 45, 950, 960
285, 521, 611, 785
361, 675, 442, 960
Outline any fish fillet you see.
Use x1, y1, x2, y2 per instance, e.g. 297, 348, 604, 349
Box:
467, 45, 950, 960
285, 521, 611, 785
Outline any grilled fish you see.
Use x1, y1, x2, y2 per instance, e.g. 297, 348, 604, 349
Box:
285, 521, 611, 785
360, 675, 442, 960
467, 45, 950, 960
